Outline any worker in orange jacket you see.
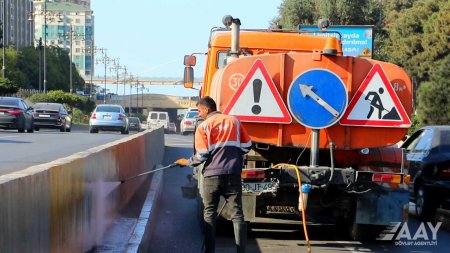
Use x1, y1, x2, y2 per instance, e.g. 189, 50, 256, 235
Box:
176, 96, 252, 253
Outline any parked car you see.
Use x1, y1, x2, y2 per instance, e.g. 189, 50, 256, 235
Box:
168, 122, 177, 134
32, 103, 72, 132
147, 111, 169, 132
128, 117, 142, 132
0, 97, 34, 133
180, 110, 199, 135
89, 104, 129, 134
401, 125, 450, 221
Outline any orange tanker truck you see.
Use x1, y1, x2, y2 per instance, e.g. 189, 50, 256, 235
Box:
183, 16, 412, 241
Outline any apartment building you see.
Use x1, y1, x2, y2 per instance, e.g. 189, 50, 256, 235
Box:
32, 0, 94, 78
1, 0, 34, 48
52, 0, 90, 7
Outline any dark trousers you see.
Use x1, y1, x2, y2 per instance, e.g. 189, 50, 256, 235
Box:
202, 174, 247, 253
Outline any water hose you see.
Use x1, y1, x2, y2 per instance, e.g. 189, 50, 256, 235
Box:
273, 163, 311, 253
120, 163, 178, 183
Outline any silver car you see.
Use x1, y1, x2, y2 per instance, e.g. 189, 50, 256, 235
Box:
180, 110, 199, 135
89, 104, 129, 134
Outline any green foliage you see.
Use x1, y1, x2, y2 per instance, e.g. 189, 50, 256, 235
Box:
416, 54, 450, 125
274, 0, 384, 29
408, 114, 422, 135
29, 90, 97, 114
382, 0, 449, 83
0, 77, 19, 95
3, 45, 85, 92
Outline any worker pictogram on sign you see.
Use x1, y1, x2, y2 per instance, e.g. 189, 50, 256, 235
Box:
223, 59, 292, 124
340, 63, 411, 127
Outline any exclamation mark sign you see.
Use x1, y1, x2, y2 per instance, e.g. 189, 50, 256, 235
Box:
252, 79, 262, 115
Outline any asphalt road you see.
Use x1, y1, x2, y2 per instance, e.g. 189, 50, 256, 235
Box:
0, 125, 135, 176
148, 134, 450, 253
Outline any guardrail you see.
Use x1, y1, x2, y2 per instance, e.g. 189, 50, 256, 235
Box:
0, 128, 164, 252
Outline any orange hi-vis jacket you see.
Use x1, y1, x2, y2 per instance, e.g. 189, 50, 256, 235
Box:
188, 111, 252, 177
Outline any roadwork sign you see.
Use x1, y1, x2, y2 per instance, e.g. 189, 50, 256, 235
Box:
223, 59, 292, 124
340, 63, 411, 127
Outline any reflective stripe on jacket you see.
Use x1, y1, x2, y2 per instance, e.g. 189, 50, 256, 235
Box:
188, 111, 252, 177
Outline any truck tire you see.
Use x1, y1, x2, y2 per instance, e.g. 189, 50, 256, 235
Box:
415, 185, 437, 221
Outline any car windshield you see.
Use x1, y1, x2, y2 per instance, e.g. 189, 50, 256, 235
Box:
150, 113, 158, 119
440, 130, 450, 153
34, 103, 61, 111
186, 111, 198, 118
0, 98, 19, 107
159, 114, 167, 120
96, 106, 121, 113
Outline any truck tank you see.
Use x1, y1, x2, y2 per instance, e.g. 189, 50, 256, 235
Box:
208, 43, 413, 150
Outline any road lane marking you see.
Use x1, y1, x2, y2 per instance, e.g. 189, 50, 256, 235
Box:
0, 135, 19, 139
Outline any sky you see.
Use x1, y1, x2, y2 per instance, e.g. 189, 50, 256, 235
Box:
91, 0, 282, 96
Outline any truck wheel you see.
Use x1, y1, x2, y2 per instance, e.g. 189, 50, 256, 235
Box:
416, 185, 437, 221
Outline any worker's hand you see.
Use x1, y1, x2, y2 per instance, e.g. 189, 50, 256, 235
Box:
175, 158, 189, 167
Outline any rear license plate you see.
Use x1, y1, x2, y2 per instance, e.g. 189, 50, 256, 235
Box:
242, 182, 278, 193
39, 114, 50, 118
0, 112, 4, 115
103, 115, 112, 120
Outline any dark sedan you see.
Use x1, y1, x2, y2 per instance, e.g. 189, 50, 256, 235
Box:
401, 125, 450, 221
0, 97, 34, 133
128, 117, 142, 132
32, 103, 72, 132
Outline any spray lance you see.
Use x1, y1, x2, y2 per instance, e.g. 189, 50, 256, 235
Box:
120, 163, 178, 183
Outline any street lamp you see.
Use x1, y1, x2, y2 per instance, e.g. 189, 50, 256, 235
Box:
96, 48, 114, 104
2, 0, 6, 78
28, 1, 62, 93
109, 58, 122, 98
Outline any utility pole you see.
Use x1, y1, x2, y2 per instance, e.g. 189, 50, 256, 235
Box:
43, 0, 47, 93
2, 0, 6, 78
110, 58, 122, 99
96, 48, 113, 104
128, 73, 134, 115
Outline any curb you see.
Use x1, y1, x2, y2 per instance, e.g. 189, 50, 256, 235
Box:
126, 166, 165, 253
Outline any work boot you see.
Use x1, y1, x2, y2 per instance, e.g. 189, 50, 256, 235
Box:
233, 222, 247, 253
203, 221, 216, 253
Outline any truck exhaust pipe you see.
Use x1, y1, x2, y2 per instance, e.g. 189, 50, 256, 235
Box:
222, 15, 241, 63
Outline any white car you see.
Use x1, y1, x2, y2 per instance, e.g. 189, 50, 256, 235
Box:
147, 111, 169, 132
89, 104, 129, 134
180, 110, 199, 135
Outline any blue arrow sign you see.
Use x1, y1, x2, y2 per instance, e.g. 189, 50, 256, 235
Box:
287, 69, 348, 129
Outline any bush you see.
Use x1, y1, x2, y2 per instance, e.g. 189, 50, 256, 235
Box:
0, 77, 19, 95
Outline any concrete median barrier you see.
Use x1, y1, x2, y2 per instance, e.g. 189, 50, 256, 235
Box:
0, 128, 164, 253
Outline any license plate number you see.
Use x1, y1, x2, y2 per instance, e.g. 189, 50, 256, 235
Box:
39, 114, 50, 118
242, 182, 278, 193
0, 112, 4, 115
103, 115, 112, 120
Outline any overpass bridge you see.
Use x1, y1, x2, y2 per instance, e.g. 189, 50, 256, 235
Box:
96, 93, 198, 119
89, 78, 203, 86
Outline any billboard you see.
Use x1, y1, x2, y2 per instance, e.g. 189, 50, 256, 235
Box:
299, 25, 374, 58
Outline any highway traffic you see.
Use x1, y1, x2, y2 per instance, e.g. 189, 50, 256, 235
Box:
0, 125, 132, 175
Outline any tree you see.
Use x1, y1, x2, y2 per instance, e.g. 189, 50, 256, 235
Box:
0, 77, 19, 95
416, 54, 450, 125
382, 0, 450, 84
273, 0, 316, 29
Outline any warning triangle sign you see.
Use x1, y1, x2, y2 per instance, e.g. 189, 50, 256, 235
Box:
223, 59, 292, 124
340, 63, 411, 128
